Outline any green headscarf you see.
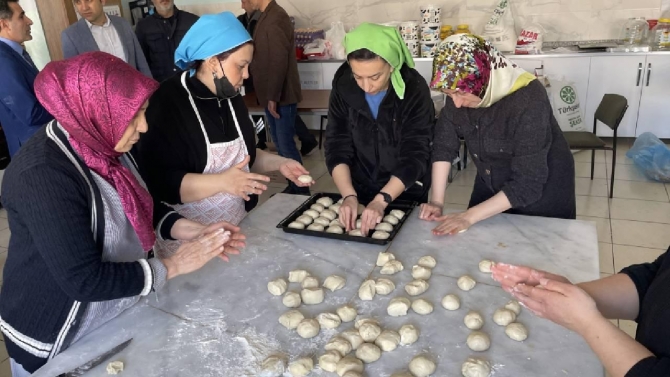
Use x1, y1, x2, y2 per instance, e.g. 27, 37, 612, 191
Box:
344, 23, 415, 99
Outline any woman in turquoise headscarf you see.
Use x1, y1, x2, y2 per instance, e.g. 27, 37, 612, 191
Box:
325, 23, 434, 235
134, 12, 313, 257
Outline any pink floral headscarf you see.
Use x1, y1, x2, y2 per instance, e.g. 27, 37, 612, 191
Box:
35, 52, 159, 251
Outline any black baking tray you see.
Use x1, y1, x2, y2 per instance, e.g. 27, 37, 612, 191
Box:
276, 192, 417, 245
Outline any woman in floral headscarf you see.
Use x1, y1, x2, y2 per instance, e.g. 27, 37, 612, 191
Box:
420, 34, 575, 236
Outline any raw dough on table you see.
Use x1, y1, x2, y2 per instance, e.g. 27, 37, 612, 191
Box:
441, 294, 461, 311
317, 197, 334, 207
313, 217, 331, 227
355, 219, 362, 229
106, 361, 124, 375
323, 275, 346, 291
380, 260, 404, 275
330, 203, 341, 213
340, 329, 364, 350
301, 287, 325, 305
355, 318, 379, 329
319, 350, 342, 372
457, 275, 477, 291
417, 255, 437, 268
288, 222, 305, 229
375, 278, 395, 295
461, 357, 491, 377
336, 356, 364, 377
325, 336, 352, 356
505, 300, 522, 316
296, 215, 314, 225
326, 225, 344, 234
383, 215, 399, 225
282, 291, 301, 308
478, 259, 494, 273
409, 355, 436, 377
359, 322, 382, 342
260, 355, 286, 377
505, 322, 528, 341
307, 224, 325, 231
301, 276, 319, 289
356, 343, 382, 363
390, 209, 406, 220
302, 210, 320, 219
376, 252, 396, 267
358, 279, 376, 301
375, 329, 401, 352
288, 357, 314, 377
321, 209, 337, 220
298, 174, 313, 184
411, 298, 434, 315
268, 278, 287, 296
336, 305, 357, 322
311, 203, 325, 212
296, 318, 320, 338
330, 218, 344, 227
412, 265, 432, 280
375, 222, 394, 232
493, 308, 517, 326
278, 309, 304, 330
288, 270, 310, 283
399, 324, 419, 345
405, 279, 429, 296
464, 311, 484, 330
349, 229, 364, 237
387, 297, 411, 317
371, 230, 390, 240
317, 312, 342, 329
467, 331, 491, 352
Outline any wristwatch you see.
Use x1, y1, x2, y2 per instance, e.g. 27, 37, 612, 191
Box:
379, 191, 392, 204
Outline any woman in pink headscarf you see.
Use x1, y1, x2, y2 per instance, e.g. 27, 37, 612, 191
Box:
0, 51, 245, 375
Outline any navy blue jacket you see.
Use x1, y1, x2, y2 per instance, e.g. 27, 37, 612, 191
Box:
0, 41, 53, 157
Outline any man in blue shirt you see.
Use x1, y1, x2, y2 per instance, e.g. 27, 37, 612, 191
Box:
0, 0, 52, 158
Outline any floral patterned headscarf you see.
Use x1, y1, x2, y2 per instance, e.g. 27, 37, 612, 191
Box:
430, 34, 535, 108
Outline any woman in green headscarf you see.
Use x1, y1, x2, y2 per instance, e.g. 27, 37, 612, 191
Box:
324, 23, 435, 235
420, 34, 575, 236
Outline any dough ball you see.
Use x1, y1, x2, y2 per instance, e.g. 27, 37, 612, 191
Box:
288, 222, 305, 229
311, 203, 325, 212
390, 209, 406, 220
296, 318, 320, 339
278, 309, 304, 330
317, 312, 342, 329
357, 204, 365, 215
371, 230, 390, 240
358, 279, 376, 301
301, 276, 319, 289
457, 275, 477, 291
417, 256, 437, 268
342, 372, 362, 377
355, 219, 362, 229
374, 329, 401, 352
375, 278, 395, 295
307, 224, 325, 232
412, 265, 432, 280
319, 350, 342, 372
355, 342, 381, 363
383, 215, 399, 225
375, 222, 394, 232
467, 331, 491, 352
296, 215, 314, 225
461, 357, 491, 377
301, 287, 325, 305
336, 305, 357, 322
387, 297, 411, 317
323, 275, 346, 292
411, 299, 434, 315
340, 329, 364, 350
325, 336, 352, 356
505, 322, 528, 341
336, 355, 364, 377
260, 355, 286, 377
282, 291, 301, 308
321, 209, 337, 221
376, 251, 396, 267
348, 229, 364, 237
314, 217, 331, 227
399, 324, 419, 345
330, 203, 342, 213
288, 270, 310, 283
493, 308, 517, 326
359, 322, 382, 342
268, 278, 287, 296
355, 317, 379, 329
317, 197, 334, 207
302, 210, 319, 219
298, 174, 313, 184
106, 361, 124, 375
405, 279, 429, 296
380, 260, 404, 275
478, 259, 494, 273
337, 198, 345, 204
504, 300, 522, 316
288, 357, 314, 377
409, 355, 436, 377
327, 225, 344, 234
441, 294, 461, 311
464, 311, 484, 330
330, 218, 343, 227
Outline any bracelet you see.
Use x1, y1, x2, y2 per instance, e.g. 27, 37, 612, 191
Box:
342, 194, 358, 202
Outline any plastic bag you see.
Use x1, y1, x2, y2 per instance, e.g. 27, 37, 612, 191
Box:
626, 132, 670, 182
326, 21, 346, 60
482, 0, 517, 52
545, 77, 586, 132
515, 23, 545, 55
303, 39, 331, 60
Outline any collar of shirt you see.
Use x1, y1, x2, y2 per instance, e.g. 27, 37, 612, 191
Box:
0, 36, 24, 56
85, 14, 111, 29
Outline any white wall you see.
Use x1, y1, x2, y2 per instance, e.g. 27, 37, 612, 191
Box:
21, 0, 50, 69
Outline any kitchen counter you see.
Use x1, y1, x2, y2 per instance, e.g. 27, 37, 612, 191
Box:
33, 194, 603, 376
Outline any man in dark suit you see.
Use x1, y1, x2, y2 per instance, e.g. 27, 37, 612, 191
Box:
61, 0, 152, 77
0, 0, 53, 159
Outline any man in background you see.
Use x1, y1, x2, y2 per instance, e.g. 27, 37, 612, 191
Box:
136, 0, 197, 82
0, 0, 52, 159
61, 0, 151, 77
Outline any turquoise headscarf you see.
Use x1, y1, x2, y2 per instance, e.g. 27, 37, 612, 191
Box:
344, 23, 415, 99
174, 12, 251, 75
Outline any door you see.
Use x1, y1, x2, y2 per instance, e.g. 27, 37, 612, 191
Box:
635, 55, 670, 138
586, 56, 645, 137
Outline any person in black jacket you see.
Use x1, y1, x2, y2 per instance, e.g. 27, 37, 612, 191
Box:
135, 0, 198, 82
493, 246, 670, 377
324, 23, 434, 235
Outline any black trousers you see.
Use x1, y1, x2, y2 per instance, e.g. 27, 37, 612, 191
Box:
255, 115, 316, 145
